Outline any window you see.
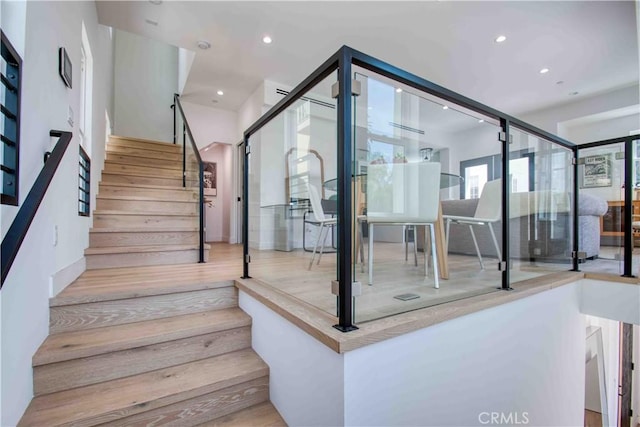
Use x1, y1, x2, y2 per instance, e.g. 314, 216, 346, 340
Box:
1, 31, 21, 206
78, 146, 90, 216
460, 150, 534, 199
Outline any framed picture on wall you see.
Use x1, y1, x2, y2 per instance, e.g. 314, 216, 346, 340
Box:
203, 162, 217, 196
581, 154, 612, 188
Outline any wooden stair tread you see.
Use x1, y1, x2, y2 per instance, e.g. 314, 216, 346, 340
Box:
103, 158, 181, 170
101, 169, 182, 179
96, 194, 197, 203
199, 402, 287, 427
20, 349, 268, 427
85, 243, 210, 255
98, 182, 193, 191
52, 265, 238, 306
109, 135, 182, 148
90, 226, 199, 233
34, 308, 251, 365
94, 210, 198, 217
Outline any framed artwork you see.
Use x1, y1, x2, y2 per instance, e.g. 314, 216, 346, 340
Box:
203, 162, 217, 196
581, 154, 612, 188
59, 47, 72, 88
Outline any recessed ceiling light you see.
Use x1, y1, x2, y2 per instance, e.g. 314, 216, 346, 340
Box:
442, 105, 449, 110
495, 35, 507, 43
539, 68, 550, 74
556, 81, 564, 85
197, 40, 211, 50
148, 0, 162, 4
395, 88, 402, 93
569, 91, 579, 96
478, 119, 484, 123
211, 100, 218, 104
145, 19, 158, 26
217, 90, 224, 96
262, 35, 273, 44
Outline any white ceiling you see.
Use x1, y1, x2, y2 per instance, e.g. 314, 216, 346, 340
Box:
96, 1, 639, 117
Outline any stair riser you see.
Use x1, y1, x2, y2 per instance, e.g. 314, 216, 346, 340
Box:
108, 139, 182, 153
50, 287, 236, 333
34, 327, 252, 395
101, 173, 183, 187
96, 198, 198, 215
106, 153, 181, 170
100, 377, 270, 427
106, 145, 182, 161
86, 248, 208, 269
93, 214, 198, 228
104, 162, 183, 178
98, 185, 198, 201
90, 231, 199, 247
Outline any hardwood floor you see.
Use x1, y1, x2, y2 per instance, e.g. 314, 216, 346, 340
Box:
242, 242, 575, 323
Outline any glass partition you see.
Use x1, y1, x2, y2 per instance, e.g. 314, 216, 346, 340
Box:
351, 68, 502, 323
175, 97, 205, 262
577, 142, 627, 275
247, 72, 339, 317
242, 46, 584, 330
508, 127, 574, 282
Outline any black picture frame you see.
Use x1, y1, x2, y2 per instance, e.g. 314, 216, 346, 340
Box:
59, 47, 72, 88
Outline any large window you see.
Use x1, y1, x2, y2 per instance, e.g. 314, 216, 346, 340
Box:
1, 31, 21, 206
460, 151, 534, 199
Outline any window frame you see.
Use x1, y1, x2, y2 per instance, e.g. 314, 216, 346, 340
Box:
1, 30, 22, 206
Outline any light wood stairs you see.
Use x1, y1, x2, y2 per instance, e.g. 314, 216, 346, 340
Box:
19, 264, 286, 426
86, 135, 209, 269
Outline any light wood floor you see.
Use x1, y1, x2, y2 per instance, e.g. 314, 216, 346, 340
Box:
210, 242, 581, 324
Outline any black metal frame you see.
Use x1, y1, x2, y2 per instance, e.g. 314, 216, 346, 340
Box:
173, 94, 205, 263
577, 135, 639, 278
242, 45, 580, 331
1, 30, 22, 206
78, 145, 91, 217
1, 131, 72, 287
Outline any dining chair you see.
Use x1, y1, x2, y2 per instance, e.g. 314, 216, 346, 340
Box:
443, 179, 502, 269
363, 162, 441, 288
306, 183, 337, 270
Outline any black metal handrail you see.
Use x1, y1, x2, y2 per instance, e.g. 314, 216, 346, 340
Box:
1, 130, 72, 287
173, 94, 205, 263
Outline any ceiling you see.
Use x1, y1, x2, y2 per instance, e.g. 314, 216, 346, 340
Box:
96, 1, 639, 117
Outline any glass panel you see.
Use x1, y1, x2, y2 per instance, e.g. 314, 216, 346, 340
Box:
351, 67, 501, 324
178, 102, 204, 257
578, 142, 626, 275
247, 72, 338, 317
509, 127, 574, 283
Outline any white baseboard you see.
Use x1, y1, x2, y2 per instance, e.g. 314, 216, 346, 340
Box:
50, 257, 85, 297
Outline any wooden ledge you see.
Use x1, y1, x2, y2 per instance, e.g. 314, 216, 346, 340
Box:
583, 272, 640, 285
236, 270, 584, 354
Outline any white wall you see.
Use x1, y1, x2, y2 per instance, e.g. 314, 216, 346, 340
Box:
0, 1, 114, 425
113, 29, 176, 143
520, 84, 640, 137
178, 47, 195, 95
344, 283, 585, 426
563, 113, 640, 144
238, 292, 345, 427
180, 101, 239, 148
581, 279, 640, 325
633, 325, 640, 427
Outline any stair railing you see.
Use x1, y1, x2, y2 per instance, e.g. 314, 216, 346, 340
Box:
1, 130, 73, 286
173, 94, 205, 263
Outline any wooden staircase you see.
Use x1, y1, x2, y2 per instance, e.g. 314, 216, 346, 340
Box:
19, 264, 285, 426
18, 136, 285, 425
86, 136, 209, 269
